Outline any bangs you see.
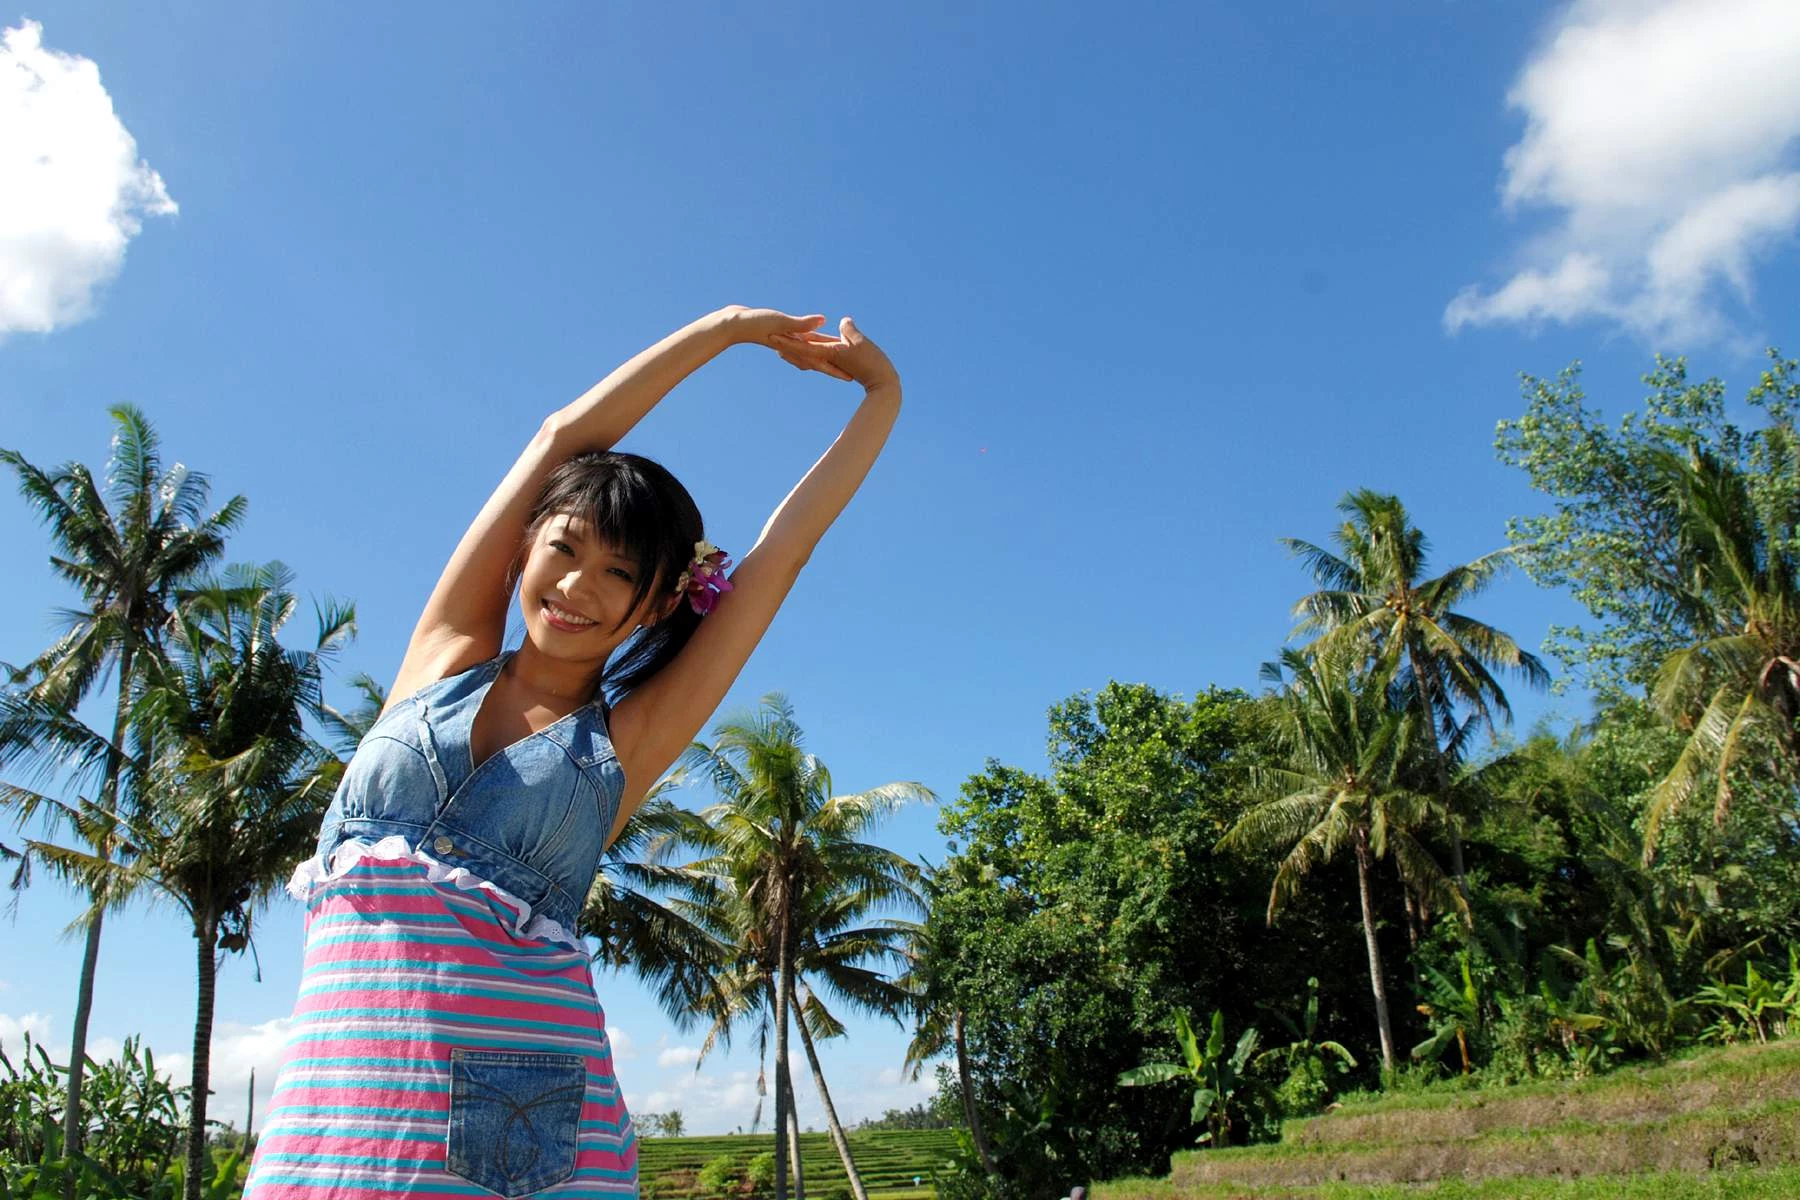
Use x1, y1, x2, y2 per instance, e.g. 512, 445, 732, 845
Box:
551, 468, 678, 621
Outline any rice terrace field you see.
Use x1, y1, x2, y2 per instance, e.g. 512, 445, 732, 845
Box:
638, 1129, 953, 1200
1094, 1040, 1800, 1199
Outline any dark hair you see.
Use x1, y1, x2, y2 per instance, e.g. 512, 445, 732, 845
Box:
502, 449, 706, 709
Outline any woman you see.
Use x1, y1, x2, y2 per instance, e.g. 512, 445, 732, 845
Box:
242, 306, 901, 1198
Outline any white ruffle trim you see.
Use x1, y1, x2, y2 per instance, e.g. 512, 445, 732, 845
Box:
287, 833, 583, 950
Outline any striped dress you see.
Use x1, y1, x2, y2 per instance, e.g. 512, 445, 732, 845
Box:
241, 834, 639, 1198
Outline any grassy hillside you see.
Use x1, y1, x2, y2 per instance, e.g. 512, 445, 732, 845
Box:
1095, 1040, 1800, 1199
638, 1128, 955, 1200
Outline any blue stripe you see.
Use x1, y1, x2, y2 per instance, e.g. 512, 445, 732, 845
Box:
273, 1059, 617, 1086
307, 929, 579, 958
301, 958, 595, 992
298, 979, 598, 1013
246, 1171, 637, 1194
282, 1029, 614, 1057
290, 1005, 600, 1033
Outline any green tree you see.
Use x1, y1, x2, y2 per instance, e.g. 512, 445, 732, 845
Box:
12, 562, 352, 1200
675, 694, 929, 1200
1284, 489, 1549, 899
1219, 646, 1459, 1073
1494, 349, 1799, 702
929, 681, 1352, 1194
0, 405, 245, 1160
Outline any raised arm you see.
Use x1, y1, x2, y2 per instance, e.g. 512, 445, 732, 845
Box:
385, 310, 795, 711
603, 316, 902, 837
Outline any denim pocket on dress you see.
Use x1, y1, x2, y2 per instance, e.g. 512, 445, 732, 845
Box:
446, 1048, 586, 1197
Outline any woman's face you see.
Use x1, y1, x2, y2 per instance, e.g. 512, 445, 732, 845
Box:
517, 510, 671, 658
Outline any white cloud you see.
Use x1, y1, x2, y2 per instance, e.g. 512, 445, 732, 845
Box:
621, 1048, 941, 1136
199, 1016, 296, 1131
607, 1024, 638, 1061
1447, 0, 1800, 345
627, 1067, 767, 1134
657, 1044, 701, 1069
0, 1011, 53, 1058
0, 19, 177, 336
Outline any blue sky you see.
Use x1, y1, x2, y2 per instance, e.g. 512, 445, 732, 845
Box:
4, 2, 1799, 1136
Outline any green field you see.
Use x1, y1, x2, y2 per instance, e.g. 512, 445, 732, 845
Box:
1095, 1040, 1800, 1199
637, 1129, 955, 1199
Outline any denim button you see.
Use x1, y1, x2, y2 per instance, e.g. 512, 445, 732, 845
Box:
433, 835, 455, 856
446, 1048, 585, 1196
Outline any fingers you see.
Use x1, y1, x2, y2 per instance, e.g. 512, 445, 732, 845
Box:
774, 345, 853, 381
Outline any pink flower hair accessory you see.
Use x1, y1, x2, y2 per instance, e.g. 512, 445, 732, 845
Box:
673, 539, 733, 615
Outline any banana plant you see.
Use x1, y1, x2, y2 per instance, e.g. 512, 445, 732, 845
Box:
1412, 954, 1486, 1073
1257, 975, 1357, 1077
1255, 976, 1356, 1112
1695, 946, 1799, 1044
1118, 1008, 1260, 1146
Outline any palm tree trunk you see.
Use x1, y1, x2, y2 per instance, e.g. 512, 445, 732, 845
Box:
786, 1086, 806, 1200
1407, 641, 1469, 903
954, 1010, 1000, 1178
186, 918, 218, 1200
1354, 828, 1398, 1074
61, 640, 137, 1166
61, 914, 104, 1160
772, 910, 792, 1200
1400, 879, 1423, 989
793, 987, 869, 1200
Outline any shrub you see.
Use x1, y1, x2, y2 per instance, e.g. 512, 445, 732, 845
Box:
744, 1150, 776, 1196
696, 1154, 739, 1198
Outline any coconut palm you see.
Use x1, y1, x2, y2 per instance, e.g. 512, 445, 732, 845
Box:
1283, 489, 1550, 898
313, 668, 392, 757
787, 879, 919, 1198
0, 405, 246, 1159
674, 694, 929, 1200
1218, 645, 1459, 1072
671, 862, 917, 1200
1640, 439, 1800, 856
10, 562, 353, 1200
896, 860, 1000, 1179
579, 784, 731, 1027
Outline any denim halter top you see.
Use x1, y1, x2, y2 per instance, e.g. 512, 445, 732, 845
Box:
311, 648, 626, 936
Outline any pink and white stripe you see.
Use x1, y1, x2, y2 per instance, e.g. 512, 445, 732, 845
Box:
242, 839, 638, 1198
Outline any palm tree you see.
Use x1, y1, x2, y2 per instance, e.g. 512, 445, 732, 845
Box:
674, 695, 929, 1200
1640, 440, 1800, 856
1283, 490, 1550, 899
787, 879, 920, 1199
896, 859, 1000, 1179
0, 405, 245, 1159
1218, 645, 1459, 1073
579, 785, 731, 1027
313, 668, 392, 756
11, 562, 353, 1200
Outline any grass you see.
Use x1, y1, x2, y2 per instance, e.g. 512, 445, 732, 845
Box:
637, 1129, 955, 1199
1097, 1164, 1800, 1199
1093, 1039, 1800, 1199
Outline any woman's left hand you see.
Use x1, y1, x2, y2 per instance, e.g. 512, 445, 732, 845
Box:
716, 306, 856, 381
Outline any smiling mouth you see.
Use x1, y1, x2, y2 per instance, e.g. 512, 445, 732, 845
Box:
541, 599, 598, 630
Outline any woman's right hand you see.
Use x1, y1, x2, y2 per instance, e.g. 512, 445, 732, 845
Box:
770, 317, 900, 391
714, 306, 858, 382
